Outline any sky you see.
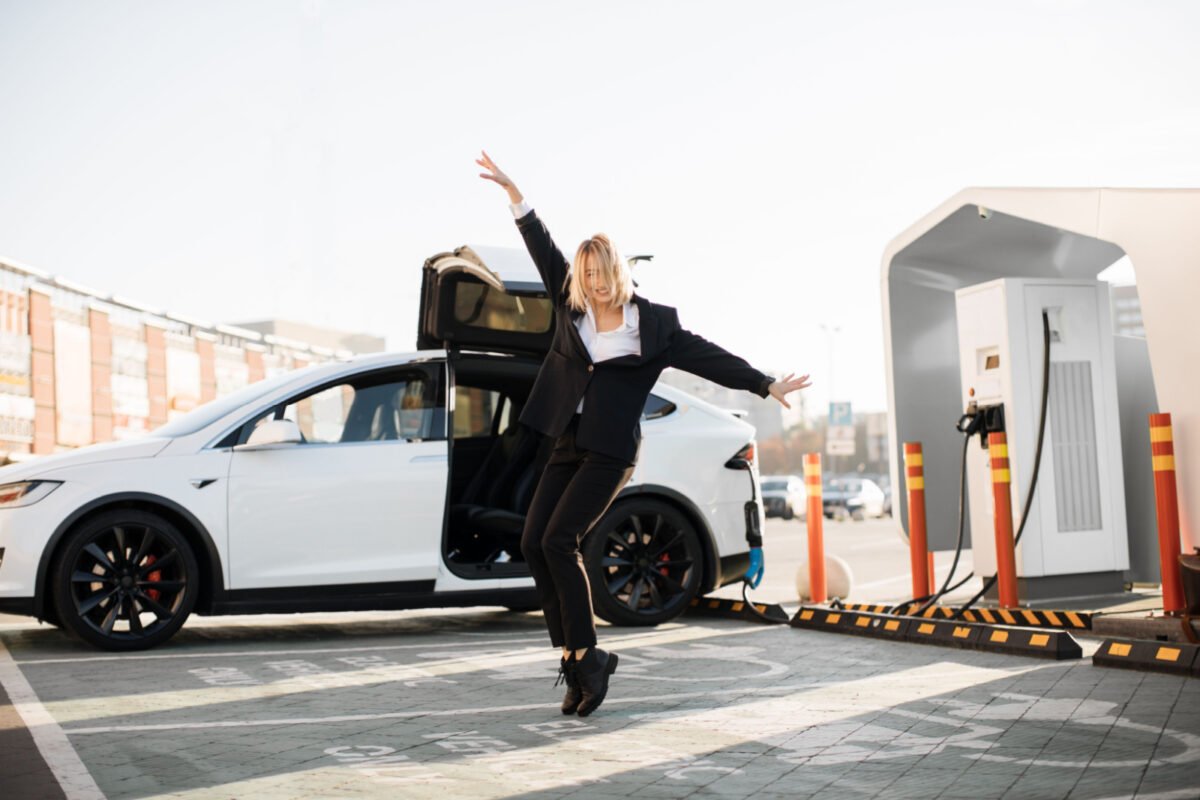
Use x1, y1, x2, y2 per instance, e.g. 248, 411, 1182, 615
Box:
1, 0, 1198, 414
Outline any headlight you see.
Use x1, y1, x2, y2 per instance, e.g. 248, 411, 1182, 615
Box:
0, 481, 63, 508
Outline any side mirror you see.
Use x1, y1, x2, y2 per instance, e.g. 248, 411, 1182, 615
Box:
238, 419, 303, 450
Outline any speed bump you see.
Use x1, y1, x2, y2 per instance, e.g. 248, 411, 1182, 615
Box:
958, 606, 1093, 631
838, 602, 1093, 630
789, 606, 863, 633
907, 619, 982, 650
1092, 637, 1200, 677
837, 602, 892, 615
941, 620, 1080, 660
789, 606, 1082, 660
687, 596, 790, 624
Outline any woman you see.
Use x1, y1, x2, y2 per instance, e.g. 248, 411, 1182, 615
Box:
477, 151, 810, 717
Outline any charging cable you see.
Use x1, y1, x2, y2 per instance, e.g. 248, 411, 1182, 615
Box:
951, 310, 1052, 619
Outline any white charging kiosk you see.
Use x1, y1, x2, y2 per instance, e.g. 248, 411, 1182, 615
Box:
881, 189, 1200, 600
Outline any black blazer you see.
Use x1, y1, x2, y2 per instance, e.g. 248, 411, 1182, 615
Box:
515, 210, 773, 463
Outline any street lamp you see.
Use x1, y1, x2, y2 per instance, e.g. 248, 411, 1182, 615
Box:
819, 323, 841, 473
819, 323, 840, 406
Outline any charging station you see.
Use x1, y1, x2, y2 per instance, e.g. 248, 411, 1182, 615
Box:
955, 278, 1129, 597
882, 188, 1200, 602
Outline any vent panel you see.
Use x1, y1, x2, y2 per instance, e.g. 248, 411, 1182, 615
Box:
1048, 361, 1102, 532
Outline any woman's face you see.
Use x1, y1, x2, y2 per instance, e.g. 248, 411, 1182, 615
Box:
581, 264, 615, 308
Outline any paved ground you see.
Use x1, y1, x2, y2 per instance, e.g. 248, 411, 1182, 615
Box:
2, 518, 1196, 799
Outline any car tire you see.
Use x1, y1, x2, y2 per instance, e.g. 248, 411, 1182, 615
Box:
51, 509, 199, 651
584, 498, 703, 627
851, 508, 865, 521
782, 505, 794, 521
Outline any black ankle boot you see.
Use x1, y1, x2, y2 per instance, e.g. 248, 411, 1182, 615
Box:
574, 647, 618, 717
555, 655, 582, 715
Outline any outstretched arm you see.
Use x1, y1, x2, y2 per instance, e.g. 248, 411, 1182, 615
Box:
668, 321, 811, 407
477, 150, 570, 305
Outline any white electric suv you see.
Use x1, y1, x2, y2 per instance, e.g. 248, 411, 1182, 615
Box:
0, 245, 765, 650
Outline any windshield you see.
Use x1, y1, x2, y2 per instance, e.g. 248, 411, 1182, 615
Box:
762, 480, 788, 491
150, 369, 308, 438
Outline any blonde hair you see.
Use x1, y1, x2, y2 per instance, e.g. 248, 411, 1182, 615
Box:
566, 233, 634, 313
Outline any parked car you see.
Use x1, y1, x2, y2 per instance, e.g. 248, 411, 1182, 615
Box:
822, 474, 887, 520
0, 244, 765, 650
760, 474, 806, 520
866, 473, 893, 516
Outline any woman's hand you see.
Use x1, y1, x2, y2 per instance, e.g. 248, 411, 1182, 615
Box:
768, 373, 812, 409
477, 150, 523, 205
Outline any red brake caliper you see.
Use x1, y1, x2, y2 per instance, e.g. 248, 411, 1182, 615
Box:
658, 553, 670, 576
143, 554, 162, 602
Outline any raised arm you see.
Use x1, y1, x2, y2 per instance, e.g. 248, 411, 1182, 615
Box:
477, 150, 570, 305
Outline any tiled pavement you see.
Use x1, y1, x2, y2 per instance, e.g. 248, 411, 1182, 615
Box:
1, 607, 1197, 799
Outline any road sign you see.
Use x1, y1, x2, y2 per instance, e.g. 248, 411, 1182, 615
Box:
828, 424, 855, 441
826, 438, 855, 456
829, 402, 853, 427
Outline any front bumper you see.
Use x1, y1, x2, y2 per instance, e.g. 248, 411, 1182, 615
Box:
0, 485, 80, 604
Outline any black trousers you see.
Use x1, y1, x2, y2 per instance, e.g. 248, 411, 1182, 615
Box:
520, 416, 636, 650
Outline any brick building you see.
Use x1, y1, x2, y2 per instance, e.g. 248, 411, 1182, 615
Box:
0, 257, 378, 463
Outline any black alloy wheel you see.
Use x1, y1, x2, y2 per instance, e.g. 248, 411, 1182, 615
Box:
52, 509, 198, 651
585, 499, 702, 626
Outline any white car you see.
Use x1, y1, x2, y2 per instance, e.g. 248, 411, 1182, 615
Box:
760, 475, 806, 521
0, 244, 765, 650
822, 475, 888, 520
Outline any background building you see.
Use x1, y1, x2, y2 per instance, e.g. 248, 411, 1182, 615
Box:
234, 319, 385, 356
1110, 284, 1145, 338
0, 257, 381, 463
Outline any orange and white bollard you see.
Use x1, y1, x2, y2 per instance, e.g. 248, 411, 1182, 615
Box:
988, 432, 1019, 608
1149, 413, 1185, 614
903, 442, 931, 599
804, 453, 827, 604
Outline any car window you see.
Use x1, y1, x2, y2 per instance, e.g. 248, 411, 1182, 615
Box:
496, 395, 512, 434
642, 393, 676, 421
762, 480, 787, 491
283, 375, 437, 444
454, 386, 505, 439
453, 279, 553, 334
233, 366, 444, 446
824, 477, 859, 493
283, 383, 356, 443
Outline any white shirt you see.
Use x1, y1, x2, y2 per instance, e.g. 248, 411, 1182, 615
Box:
511, 200, 641, 412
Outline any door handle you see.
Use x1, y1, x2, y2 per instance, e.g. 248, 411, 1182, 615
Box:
409, 454, 448, 464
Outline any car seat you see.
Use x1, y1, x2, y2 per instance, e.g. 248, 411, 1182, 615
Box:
449, 412, 550, 561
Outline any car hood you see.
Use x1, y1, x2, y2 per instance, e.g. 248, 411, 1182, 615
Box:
0, 437, 172, 483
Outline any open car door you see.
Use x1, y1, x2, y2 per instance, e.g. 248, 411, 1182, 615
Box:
418, 244, 555, 357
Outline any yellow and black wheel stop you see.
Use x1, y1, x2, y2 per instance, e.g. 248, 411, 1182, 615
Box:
838, 602, 1093, 631
790, 606, 1083, 660
687, 595, 789, 624
1093, 637, 1200, 677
